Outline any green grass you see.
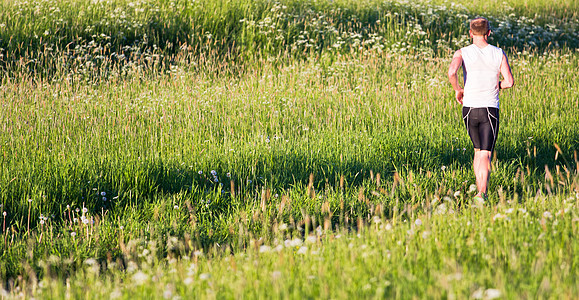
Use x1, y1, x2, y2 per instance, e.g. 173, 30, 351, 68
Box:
1, 0, 577, 80
1, 0, 578, 298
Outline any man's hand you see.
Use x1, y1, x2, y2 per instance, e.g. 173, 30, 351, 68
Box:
455, 89, 464, 104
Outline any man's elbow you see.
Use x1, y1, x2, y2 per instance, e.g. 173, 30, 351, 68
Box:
503, 79, 514, 89
447, 71, 456, 80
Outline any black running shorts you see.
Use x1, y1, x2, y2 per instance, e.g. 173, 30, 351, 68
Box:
462, 107, 499, 152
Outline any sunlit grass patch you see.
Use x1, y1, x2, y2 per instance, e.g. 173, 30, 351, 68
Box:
5, 193, 576, 298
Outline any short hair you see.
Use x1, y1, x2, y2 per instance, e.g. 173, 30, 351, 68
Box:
470, 17, 490, 36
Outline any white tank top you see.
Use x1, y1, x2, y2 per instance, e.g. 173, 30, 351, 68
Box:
461, 44, 503, 108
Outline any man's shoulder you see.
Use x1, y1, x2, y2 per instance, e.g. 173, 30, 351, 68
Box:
488, 44, 504, 53
460, 44, 475, 51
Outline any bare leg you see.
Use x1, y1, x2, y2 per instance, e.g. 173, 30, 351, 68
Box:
473, 149, 492, 197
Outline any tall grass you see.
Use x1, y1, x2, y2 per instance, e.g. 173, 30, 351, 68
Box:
1, 47, 578, 285
1, 0, 577, 81
0, 0, 578, 298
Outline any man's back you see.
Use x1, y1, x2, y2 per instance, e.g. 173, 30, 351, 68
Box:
461, 44, 503, 109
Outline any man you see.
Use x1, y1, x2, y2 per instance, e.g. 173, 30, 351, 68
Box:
447, 17, 514, 202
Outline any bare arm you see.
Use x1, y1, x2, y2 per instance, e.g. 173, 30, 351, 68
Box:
499, 52, 514, 89
447, 50, 464, 104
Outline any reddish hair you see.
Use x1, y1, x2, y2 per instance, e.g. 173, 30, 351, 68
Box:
470, 17, 490, 36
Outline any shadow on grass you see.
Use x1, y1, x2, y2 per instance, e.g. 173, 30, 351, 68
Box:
1, 128, 576, 232
0, 131, 577, 284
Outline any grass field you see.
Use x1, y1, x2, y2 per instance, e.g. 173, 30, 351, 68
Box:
1, 0, 578, 298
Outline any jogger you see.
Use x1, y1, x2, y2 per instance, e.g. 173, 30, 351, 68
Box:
447, 17, 514, 201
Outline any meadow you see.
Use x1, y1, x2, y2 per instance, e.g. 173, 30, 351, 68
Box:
0, 0, 578, 298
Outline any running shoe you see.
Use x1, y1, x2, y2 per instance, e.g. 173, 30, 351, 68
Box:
472, 194, 487, 207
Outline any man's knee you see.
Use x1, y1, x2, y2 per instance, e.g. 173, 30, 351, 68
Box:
479, 150, 492, 159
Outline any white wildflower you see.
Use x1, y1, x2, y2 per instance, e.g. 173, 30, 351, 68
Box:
468, 184, 477, 193
493, 213, 505, 221
183, 277, 193, 286
435, 203, 447, 215
484, 288, 502, 299
126, 261, 138, 273
132, 271, 149, 285
285, 238, 303, 248
109, 289, 122, 299
471, 288, 484, 299
306, 235, 317, 244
